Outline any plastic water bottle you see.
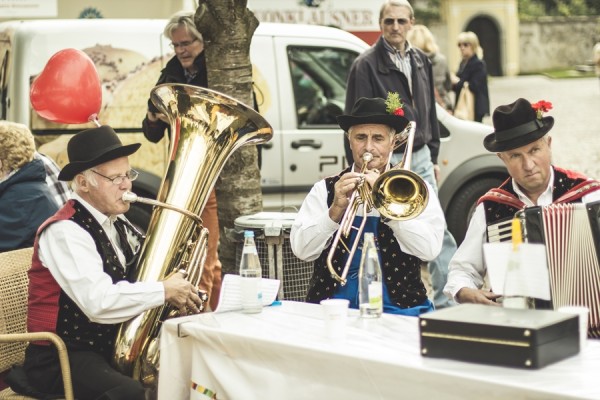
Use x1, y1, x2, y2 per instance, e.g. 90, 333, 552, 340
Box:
358, 232, 383, 318
502, 218, 529, 309
239, 230, 263, 313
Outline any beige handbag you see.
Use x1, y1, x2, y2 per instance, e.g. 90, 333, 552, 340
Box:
454, 82, 475, 121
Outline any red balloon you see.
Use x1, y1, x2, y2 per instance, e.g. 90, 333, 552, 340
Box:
30, 48, 101, 124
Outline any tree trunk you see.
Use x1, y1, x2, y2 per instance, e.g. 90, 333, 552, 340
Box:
194, 1, 262, 275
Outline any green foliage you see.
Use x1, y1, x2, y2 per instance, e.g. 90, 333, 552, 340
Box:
413, 0, 441, 24
524, 68, 596, 79
519, 0, 600, 18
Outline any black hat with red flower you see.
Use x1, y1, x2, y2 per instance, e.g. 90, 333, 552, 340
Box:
337, 93, 409, 133
483, 98, 554, 152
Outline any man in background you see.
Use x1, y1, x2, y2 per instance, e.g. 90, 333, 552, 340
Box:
142, 11, 221, 310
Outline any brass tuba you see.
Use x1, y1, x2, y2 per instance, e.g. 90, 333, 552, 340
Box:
112, 84, 273, 386
326, 122, 428, 285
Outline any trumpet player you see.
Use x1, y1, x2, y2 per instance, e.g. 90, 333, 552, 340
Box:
290, 97, 445, 315
9, 126, 203, 400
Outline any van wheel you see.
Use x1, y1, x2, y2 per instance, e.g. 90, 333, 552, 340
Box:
446, 177, 505, 246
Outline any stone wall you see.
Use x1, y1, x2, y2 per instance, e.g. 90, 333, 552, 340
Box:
518, 16, 599, 73
432, 15, 599, 76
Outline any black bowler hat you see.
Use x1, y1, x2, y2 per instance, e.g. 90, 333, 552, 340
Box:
58, 125, 141, 181
337, 97, 409, 133
483, 98, 554, 152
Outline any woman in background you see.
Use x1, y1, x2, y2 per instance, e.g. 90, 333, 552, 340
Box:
452, 31, 490, 122
0, 121, 58, 252
408, 24, 453, 112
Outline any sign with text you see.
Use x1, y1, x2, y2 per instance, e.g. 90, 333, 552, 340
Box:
248, 0, 379, 32
0, 0, 57, 17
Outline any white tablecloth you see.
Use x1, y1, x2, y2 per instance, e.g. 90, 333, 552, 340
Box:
158, 301, 600, 400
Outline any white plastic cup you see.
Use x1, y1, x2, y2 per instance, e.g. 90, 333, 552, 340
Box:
558, 306, 589, 349
320, 299, 349, 340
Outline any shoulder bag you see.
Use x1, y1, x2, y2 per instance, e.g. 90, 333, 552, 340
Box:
454, 82, 475, 121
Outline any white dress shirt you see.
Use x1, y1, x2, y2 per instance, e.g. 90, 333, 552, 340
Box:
38, 193, 164, 324
444, 168, 600, 301
290, 176, 445, 262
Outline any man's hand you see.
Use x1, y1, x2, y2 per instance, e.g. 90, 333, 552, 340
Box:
362, 168, 381, 188
329, 172, 362, 222
456, 287, 501, 306
163, 271, 203, 315
433, 164, 441, 183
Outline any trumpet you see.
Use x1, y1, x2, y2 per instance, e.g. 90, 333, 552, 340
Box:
326, 122, 428, 285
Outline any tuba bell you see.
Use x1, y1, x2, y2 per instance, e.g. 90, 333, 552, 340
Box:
112, 84, 273, 386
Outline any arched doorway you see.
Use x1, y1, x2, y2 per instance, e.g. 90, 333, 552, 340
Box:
466, 16, 502, 76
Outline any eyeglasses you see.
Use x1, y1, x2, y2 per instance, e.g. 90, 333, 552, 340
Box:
383, 18, 410, 26
169, 38, 199, 49
91, 169, 139, 185
458, 42, 471, 48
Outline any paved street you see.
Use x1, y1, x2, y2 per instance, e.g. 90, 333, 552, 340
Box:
483, 75, 600, 179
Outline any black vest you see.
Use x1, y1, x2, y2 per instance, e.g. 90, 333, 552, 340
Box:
55, 201, 142, 358
483, 167, 589, 228
306, 170, 427, 308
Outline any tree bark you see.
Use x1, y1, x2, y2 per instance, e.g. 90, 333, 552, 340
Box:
194, 1, 262, 275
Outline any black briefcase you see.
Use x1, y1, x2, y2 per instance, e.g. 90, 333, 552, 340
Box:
419, 304, 579, 369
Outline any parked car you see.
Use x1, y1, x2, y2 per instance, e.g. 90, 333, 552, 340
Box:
0, 19, 507, 244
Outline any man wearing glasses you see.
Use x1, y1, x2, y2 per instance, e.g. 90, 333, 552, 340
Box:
142, 10, 206, 140
12, 125, 203, 399
344, 0, 457, 310
141, 10, 222, 312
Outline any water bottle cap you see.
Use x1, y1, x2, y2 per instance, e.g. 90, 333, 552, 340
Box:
244, 230, 254, 238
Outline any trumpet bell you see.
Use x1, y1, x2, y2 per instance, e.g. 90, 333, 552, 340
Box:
372, 169, 429, 220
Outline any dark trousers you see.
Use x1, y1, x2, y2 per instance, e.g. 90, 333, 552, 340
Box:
24, 344, 145, 400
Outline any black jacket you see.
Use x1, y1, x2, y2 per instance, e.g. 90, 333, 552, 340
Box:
141, 52, 208, 143
0, 159, 58, 252
344, 36, 440, 165
453, 55, 490, 122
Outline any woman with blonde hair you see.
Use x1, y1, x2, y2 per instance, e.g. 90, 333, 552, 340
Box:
0, 121, 58, 251
408, 24, 453, 111
452, 31, 490, 122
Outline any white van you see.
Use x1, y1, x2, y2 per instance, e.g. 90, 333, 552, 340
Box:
0, 19, 506, 243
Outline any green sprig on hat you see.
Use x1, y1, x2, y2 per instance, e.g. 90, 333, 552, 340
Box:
385, 92, 405, 116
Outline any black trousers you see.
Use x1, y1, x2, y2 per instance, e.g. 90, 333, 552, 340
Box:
23, 344, 145, 400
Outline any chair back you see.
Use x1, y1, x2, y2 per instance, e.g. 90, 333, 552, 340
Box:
0, 248, 33, 373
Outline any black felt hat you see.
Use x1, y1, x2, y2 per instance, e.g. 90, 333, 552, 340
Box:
337, 97, 409, 133
483, 98, 554, 152
58, 125, 141, 181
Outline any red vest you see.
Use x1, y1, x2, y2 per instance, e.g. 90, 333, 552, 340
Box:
27, 200, 135, 357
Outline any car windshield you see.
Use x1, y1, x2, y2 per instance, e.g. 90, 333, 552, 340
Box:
288, 46, 358, 127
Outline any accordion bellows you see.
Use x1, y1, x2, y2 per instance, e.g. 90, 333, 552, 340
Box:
487, 201, 600, 338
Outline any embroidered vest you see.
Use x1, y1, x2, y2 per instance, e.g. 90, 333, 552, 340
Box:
306, 170, 427, 308
481, 167, 598, 230
28, 200, 142, 358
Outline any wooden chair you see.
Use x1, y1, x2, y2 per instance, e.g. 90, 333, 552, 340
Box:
0, 247, 74, 400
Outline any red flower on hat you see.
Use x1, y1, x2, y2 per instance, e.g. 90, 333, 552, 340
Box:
385, 92, 404, 117
531, 100, 552, 119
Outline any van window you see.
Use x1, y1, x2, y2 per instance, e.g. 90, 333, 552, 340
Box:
287, 46, 358, 128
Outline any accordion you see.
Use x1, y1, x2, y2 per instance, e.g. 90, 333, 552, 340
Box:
487, 200, 600, 338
